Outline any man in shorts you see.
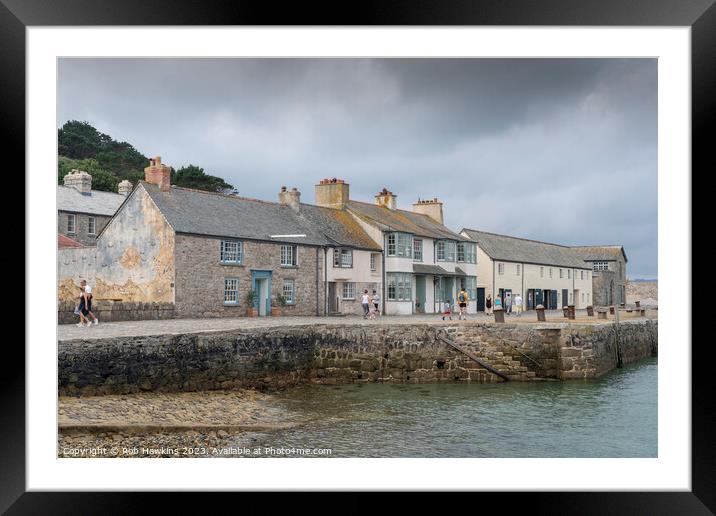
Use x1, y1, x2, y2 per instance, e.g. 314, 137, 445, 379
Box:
457, 287, 469, 320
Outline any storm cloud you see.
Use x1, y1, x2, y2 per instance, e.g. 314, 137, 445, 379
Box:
58, 58, 657, 277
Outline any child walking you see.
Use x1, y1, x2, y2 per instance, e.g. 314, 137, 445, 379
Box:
441, 300, 453, 321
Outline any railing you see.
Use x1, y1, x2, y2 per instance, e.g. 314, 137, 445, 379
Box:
436, 332, 510, 381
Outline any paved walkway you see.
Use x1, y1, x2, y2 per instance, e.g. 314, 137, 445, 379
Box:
58, 309, 655, 341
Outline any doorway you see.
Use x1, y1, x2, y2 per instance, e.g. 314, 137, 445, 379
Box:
562, 289, 569, 309
415, 275, 426, 313
475, 287, 485, 312
251, 270, 272, 316
328, 282, 338, 314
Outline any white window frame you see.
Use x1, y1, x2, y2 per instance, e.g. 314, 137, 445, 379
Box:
568, 269, 572, 279
223, 278, 239, 305
413, 239, 423, 262
516, 264, 521, 276
342, 282, 356, 300
282, 278, 295, 304
333, 248, 353, 268
387, 272, 412, 301
498, 263, 504, 275
593, 261, 609, 271
540, 266, 544, 278
280, 244, 297, 267
67, 213, 76, 234
559, 268, 564, 278
87, 216, 96, 235
549, 267, 553, 278
370, 253, 377, 271
220, 240, 243, 264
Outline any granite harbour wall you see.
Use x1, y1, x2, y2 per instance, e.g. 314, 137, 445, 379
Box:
58, 320, 657, 396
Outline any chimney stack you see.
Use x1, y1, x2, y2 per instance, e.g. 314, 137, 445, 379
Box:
315, 178, 350, 209
118, 179, 133, 196
278, 185, 301, 212
63, 169, 92, 195
375, 188, 397, 210
412, 197, 444, 225
144, 156, 171, 192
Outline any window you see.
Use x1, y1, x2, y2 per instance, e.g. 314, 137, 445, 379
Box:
516, 264, 521, 276
498, 263, 504, 275
281, 245, 297, 267
220, 240, 242, 264
540, 266, 544, 278
413, 239, 423, 261
593, 261, 609, 271
568, 269, 572, 279
436, 240, 456, 261
549, 268, 553, 278
456, 242, 477, 263
587, 271, 590, 280
370, 253, 377, 271
580, 270, 584, 280
282, 279, 295, 304
587, 293, 590, 303
87, 216, 96, 235
342, 282, 356, 300
559, 268, 564, 279
387, 272, 412, 301
333, 248, 353, 268
464, 276, 477, 299
223, 278, 239, 305
67, 214, 76, 234
619, 261, 623, 279
387, 233, 396, 255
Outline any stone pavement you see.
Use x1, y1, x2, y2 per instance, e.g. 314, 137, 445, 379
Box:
58, 309, 653, 341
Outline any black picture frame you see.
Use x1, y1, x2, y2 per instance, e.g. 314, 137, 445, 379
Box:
4, 0, 709, 512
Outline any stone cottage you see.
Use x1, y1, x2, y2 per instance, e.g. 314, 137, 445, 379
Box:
58, 169, 132, 246
572, 246, 628, 306
58, 157, 381, 318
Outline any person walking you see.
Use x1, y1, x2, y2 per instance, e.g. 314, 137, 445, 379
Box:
80, 279, 99, 325
457, 287, 469, 320
361, 289, 371, 319
513, 293, 523, 316
485, 294, 493, 316
371, 290, 381, 318
441, 299, 453, 321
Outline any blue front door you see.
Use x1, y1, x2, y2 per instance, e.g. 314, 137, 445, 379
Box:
251, 270, 272, 316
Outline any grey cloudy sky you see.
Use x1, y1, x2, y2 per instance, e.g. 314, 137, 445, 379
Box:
58, 58, 657, 278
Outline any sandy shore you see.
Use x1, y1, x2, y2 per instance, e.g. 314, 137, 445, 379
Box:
58, 390, 296, 457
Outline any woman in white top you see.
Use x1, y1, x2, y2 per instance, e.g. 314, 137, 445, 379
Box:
361, 290, 371, 319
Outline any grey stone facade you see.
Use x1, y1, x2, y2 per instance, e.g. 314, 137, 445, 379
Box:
174, 233, 325, 318
58, 211, 112, 246
588, 260, 627, 306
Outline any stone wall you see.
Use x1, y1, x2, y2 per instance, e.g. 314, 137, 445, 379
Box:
58, 211, 112, 247
59, 320, 657, 396
58, 300, 176, 325
174, 234, 324, 318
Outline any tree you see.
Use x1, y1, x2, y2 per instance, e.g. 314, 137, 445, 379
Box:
57, 156, 119, 192
172, 165, 234, 193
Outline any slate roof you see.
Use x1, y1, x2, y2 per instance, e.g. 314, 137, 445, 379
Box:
141, 182, 381, 250
57, 185, 126, 216
572, 246, 628, 263
346, 200, 468, 241
461, 228, 590, 269
412, 264, 468, 277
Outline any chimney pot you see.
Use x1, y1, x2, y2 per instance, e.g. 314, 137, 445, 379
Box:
278, 186, 301, 212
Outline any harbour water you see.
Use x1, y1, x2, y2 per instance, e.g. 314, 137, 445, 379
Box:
238, 357, 657, 458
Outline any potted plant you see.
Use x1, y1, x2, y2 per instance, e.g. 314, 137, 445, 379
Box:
271, 293, 287, 316
245, 289, 258, 317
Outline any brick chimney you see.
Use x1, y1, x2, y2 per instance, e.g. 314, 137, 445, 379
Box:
375, 188, 397, 210
144, 156, 171, 192
278, 185, 301, 212
315, 178, 350, 209
412, 197, 444, 225
63, 169, 92, 195
118, 179, 133, 196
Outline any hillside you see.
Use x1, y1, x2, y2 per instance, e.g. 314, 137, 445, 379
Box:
58, 121, 234, 193
626, 280, 658, 306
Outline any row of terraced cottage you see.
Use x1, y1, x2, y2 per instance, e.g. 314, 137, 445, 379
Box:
57, 157, 628, 320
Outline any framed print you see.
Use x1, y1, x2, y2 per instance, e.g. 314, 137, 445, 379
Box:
5, 0, 712, 512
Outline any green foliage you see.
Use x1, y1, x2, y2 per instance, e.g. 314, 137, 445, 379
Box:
275, 293, 288, 307
57, 121, 235, 194
172, 165, 234, 193
58, 156, 118, 192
